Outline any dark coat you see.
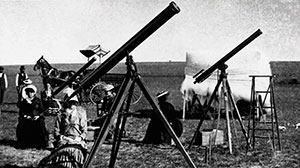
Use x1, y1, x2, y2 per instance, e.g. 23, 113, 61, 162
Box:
143, 101, 183, 144
16, 96, 48, 149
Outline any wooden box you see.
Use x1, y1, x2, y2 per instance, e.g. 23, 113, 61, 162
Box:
195, 129, 224, 146
86, 126, 100, 141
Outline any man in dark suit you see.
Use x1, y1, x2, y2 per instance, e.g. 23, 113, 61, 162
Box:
0, 66, 8, 114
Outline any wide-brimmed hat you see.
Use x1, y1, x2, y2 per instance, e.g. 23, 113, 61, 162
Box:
104, 84, 114, 91
23, 78, 32, 85
156, 90, 169, 99
23, 85, 37, 93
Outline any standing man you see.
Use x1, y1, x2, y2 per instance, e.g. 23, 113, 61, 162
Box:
0, 66, 8, 114
15, 65, 28, 103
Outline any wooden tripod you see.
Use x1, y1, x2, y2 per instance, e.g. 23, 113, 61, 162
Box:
188, 63, 250, 154
83, 55, 196, 168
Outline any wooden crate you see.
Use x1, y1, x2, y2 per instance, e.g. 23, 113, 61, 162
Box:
195, 129, 224, 146
86, 126, 100, 141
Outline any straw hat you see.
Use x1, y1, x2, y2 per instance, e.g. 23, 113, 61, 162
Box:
23, 78, 33, 85
24, 85, 37, 94
104, 84, 114, 91
156, 90, 169, 99
22, 84, 37, 99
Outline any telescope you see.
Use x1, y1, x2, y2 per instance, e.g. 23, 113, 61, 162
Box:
67, 1, 180, 101
193, 29, 262, 84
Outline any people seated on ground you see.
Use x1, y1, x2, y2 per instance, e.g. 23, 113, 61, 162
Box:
143, 90, 183, 145
91, 84, 117, 142
53, 98, 87, 149
16, 85, 49, 149
41, 83, 61, 115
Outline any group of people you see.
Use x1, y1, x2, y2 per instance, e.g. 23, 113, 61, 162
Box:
0, 65, 30, 114
1, 64, 183, 151
6, 65, 87, 150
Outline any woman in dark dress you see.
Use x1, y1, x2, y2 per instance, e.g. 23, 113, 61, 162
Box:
143, 91, 183, 144
16, 85, 49, 149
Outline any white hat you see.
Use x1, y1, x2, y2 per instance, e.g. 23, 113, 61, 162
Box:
69, 95, 79, 102
104, 84, 114, 91
23, 78, 33, 85
156, 90, 169, 99
22, 84, 37, 99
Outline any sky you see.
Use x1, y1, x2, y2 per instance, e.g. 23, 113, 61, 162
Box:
1, 0, 300, 65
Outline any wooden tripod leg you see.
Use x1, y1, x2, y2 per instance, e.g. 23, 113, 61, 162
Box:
225, 80, 250, 148
222, 79, 233, 154
109, 82, 135, 168
135, 76, 196, 168
188, 78, 223, 149
83, 76, 134, 168
109, 111, 124, 167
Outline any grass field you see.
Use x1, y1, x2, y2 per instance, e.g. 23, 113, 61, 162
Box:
1, 62, 300, 167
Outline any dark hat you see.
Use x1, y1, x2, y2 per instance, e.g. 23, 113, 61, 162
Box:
25, 87, 35, 93
0, 66, 3, 70
24, 85, 37, 94
156, 90, 169, 99
20, 65, 25, 70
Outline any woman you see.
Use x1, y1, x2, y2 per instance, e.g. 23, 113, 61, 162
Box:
16, 85, 49, 149
53, 98, 87, 148
143, 91, 183, 144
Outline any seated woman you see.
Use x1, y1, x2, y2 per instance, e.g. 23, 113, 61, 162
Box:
39, 98, 87, 168
53, 98, 87, 149
143, 91, 183, 145
16, 85, 49, 149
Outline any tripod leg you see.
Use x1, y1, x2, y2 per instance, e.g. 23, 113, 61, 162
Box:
83, 76, 134, 168
188, 78, 222, 149
226, 80, 250, 148
109, 81, 136, 168
222, 80, 232, 154
109, 109, 124, 168
135, 76, 196, 168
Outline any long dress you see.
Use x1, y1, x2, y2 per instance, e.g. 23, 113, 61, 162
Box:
143, 101, 183, 144
54, 106, 87, 148
16, 96, 49, 149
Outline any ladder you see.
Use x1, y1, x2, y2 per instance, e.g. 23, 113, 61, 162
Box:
247, 75, 281, 152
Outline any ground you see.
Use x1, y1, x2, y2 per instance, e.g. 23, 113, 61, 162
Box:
0, 81, 300, 167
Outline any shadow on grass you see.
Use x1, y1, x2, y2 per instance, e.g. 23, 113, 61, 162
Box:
1, 110, 18, 113
2, 165, 34, 168
0, 139, 17, 147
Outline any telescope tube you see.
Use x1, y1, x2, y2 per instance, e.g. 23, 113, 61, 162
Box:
67, 2, 180, 101
193, 29, 262, 84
